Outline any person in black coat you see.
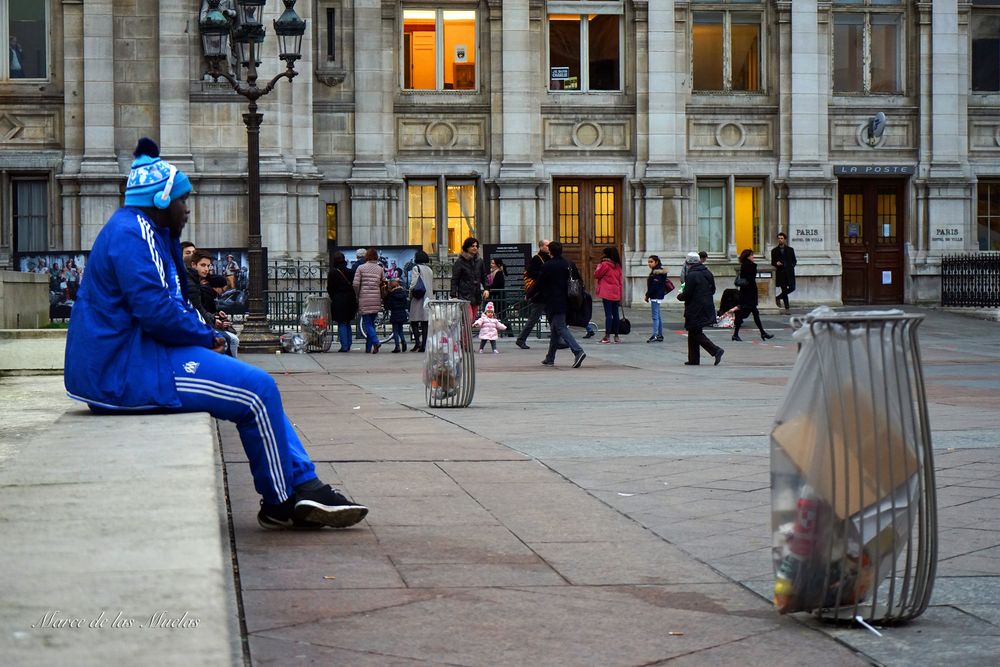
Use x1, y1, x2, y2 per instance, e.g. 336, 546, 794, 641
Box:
327, 251, 359, 352
515, 239, 550, 349
451, 237, 489, 321
525, 241, 586, 368
676, 252, 724, 366
770, 232, 797, 310
732, 249, 774, 342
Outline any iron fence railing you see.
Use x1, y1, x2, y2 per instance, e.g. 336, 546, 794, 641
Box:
259, 259, 549, 337
940, 252, 1000, 308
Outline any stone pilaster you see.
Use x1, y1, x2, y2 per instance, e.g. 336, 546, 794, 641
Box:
158, 2, 193, 166
78, 0, 121, 248
644, 0, 684, 177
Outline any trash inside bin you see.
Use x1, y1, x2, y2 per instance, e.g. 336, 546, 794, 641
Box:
300, 295, 333, 353
424, 299, 475, 407
770, 307, 936, 624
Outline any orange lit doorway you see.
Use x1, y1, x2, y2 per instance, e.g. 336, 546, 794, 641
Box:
553, 179, 622, 292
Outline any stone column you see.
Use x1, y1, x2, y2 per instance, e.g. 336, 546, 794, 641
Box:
78, 0, 121, 248
60, 0, 85, 250
637, 1, 690, 263
783, 0, 837, 302
924, 0, 973, 254
348, 0, 401, 246
645, 0, 683, 176
157, 2, 192, 164
496, 0, 544, 245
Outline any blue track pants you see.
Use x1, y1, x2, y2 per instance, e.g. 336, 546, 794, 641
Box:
168, 346, 316, 505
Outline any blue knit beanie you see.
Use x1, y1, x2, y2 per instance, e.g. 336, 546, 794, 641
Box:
124, 137, 192, 209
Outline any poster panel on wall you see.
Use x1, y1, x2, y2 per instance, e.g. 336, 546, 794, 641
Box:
17, 252, 89, 320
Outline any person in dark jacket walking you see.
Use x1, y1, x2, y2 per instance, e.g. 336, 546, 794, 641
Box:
451, 237, 489, 321
327, 251, 359, 352
676, 252, 724, 366
525, 241, 586, 368
515, 239, 550, 349
65, 137, 368, 530
732, 249, 774, 342
770, 232, 797, 310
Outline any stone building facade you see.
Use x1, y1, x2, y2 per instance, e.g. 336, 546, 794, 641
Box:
1, 0, 997, 305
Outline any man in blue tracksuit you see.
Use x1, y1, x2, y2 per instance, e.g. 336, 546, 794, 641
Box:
64, 138, 368, 530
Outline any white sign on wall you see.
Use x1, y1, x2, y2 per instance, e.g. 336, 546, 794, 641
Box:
930, 226, 964, 248
792, 227, 824, 245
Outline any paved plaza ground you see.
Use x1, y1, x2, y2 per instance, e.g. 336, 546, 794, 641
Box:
230, 306, 1000, 666
2, 305, 998, 665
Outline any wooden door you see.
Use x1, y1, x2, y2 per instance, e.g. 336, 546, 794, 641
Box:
553, 179, 621, 293
839, 179, 905, 305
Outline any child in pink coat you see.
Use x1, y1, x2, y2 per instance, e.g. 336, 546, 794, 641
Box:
472, 301, 507, 353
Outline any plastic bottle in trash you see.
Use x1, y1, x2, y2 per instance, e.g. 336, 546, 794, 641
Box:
774, 485, 820, 613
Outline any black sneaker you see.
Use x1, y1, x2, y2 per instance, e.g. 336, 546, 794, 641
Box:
516, 340, 530, 350
583, 331, 595, 339
572, 350, 586, 368
293, 484, 369, 528
258, 498, 324, 530
655, 335, 664, 342
714, 349, 725, 366
541, 359, 554, 366
646, 335, 656, 343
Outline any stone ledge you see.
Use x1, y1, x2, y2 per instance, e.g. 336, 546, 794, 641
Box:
0, 409, 242, 666
0, 329, 67, 373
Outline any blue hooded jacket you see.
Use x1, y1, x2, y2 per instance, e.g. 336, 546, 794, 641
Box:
64, 207, 216, 410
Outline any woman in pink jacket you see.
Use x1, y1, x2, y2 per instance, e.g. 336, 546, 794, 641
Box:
352, 248, 386, 353
594, 246, 623, 343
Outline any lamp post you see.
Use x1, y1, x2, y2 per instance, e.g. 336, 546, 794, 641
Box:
199, 0, 306, 352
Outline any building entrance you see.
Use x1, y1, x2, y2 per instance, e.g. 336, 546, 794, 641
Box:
552, 179, 621, 293
838, 178, 905, 304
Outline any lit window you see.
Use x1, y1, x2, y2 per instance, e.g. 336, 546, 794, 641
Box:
698, 186, 725, 254
972, 4, 1000, 92
2, 0, 48, 80
978, 183, 1000, 251
832, 0, 902, 94
692, 7, 762, 93
403, 8, 477, 91
548, 10, 622, 92
407, 179, 477, 255
13, 178, 48, 253
697, 181, 764, 255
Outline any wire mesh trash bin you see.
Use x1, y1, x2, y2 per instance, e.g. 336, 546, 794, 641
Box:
770, 307, 936, 625
300, 295, 333, 353
424, 299, 475, 407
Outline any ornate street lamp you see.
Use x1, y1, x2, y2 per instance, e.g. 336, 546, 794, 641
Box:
199, 0, 306, 352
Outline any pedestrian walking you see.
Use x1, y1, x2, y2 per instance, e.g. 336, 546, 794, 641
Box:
473, 301, 507, 353
594, 246, 623, 344
770, 232, 797, 310
515, 239, 550, 349
408, 249, 433, 352
677, 252, 724, 366
732, 249, 774, 342
644, 255, 673, 342
353, 247, 385, 353
526, 241, 586, 368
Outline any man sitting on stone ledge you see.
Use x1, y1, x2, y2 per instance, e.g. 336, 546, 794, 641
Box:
64, 137, 368, 530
